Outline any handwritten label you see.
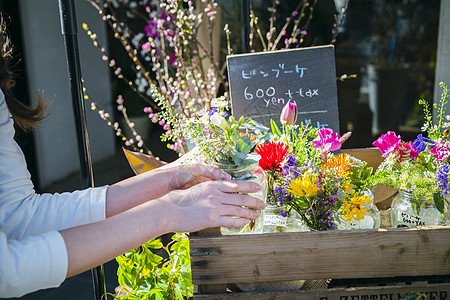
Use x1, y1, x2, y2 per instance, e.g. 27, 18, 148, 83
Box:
227, 45, 339, 132
263, 214, 287, 227
397, 212, 438, 227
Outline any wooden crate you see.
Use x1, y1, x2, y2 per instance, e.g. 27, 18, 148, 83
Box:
190, 148, 450, 299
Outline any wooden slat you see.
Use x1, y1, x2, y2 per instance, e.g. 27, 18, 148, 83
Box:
342, 147, 383, 170
192, 227, 228, 294
190, 226, 450, 285
194, 283, 450, 299
343, 148, 397, 208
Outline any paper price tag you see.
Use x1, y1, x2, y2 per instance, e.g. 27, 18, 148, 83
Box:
398, 212, 438, 227
263, 214, 287, 227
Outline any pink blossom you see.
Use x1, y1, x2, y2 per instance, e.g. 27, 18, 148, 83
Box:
430, 139, 450, 162
396, 141, 419, 162
312, 128, 342, 152
142, 42, 151, 50
372, 131, 402, 158
280, 100, 297, 125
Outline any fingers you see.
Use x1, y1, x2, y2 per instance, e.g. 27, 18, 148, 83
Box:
216, 180, 262, 194
221, 193, 266, 210
166, 164, 231, 191
185, 164, 231, 181
220, 204, 261, 220
217, 216, 252, 228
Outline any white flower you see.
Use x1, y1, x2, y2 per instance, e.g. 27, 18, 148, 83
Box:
211, 96, 228, 109
421, 123, 428, 132
209, 112, 228, 130
400, 180, 415, 191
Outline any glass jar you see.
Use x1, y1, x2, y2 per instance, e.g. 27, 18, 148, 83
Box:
390, 190, 444, 228
256, 205, 308, 233
213, 158, 267, 235
444, 195, 450, 225
336, 189, 381, 230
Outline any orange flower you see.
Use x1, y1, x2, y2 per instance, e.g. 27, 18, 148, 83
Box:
240, 132, 256, 142
323, 153, 355, 178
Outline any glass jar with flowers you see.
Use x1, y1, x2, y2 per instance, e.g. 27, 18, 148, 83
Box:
252, 101, 306, 233
181, 96, 269, 235
257, 100, 377, 232
372, 82, 450, 227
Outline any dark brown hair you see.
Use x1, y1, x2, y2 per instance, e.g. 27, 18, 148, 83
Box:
0, 15, 46, 131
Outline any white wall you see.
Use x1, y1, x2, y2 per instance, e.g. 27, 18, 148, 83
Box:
435, 0, 450, 102
19, 0, 115, 189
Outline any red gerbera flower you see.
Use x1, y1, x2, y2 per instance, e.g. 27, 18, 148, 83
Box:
255, 141, 289, 171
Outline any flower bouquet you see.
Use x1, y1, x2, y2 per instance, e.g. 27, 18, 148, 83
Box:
180, 95, 270, 234
254, 100, 379, 232
372, 82, 450, 227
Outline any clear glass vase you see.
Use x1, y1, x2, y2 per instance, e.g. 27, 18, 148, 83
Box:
213, 158, 267, 235
390, 190, 444, 228
336, 189, 381, 230
256, 205, 308, 233
444, 195, 450, 225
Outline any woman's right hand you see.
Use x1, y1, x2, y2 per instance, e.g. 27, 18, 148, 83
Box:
161, 179, 266, 233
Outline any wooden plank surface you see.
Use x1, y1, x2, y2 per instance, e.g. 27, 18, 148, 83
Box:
194, 283, 450, 299
342, 147, 383, 171
190, 226, 450, 285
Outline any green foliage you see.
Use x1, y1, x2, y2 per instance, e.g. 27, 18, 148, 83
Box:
183, 101, 269, 166
349, 161, 373, 192
372, 82, 450, 204
115, 233, 193, 300
420, 82, 449, 140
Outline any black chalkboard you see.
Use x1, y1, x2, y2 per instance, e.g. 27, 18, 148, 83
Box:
227, 45, 339, 133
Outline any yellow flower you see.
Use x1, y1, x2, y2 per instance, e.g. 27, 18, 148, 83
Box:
343, 182, 353, 194
287, 175, 321, 198
353, 206, 368, 221
342, 192, 371, 221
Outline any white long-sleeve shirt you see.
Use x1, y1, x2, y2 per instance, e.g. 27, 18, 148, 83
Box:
0, 91, 108, 298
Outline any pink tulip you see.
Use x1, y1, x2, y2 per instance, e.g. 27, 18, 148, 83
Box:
372, 131, 401, 158
280, 100, 298, 125
312, 128, 342, 152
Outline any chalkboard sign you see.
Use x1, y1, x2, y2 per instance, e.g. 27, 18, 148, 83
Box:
227, 45, 339, 133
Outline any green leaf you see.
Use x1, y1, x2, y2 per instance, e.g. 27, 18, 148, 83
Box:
174, 284, 184, 300
363, 167, 373, 180
146, 239, 164, 249
434, 193, 445, 214
235, 136, 252, 154
229, 151, 244, 165
271, 119, 282, 136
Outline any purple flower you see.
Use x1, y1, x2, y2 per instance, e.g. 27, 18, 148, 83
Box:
437, 164, 449, 195
145, 20, 159, 38
282, 154, 301, 179
208, 108, 228, 122
208, 108, 218, 121
274, 186, 287, 205
412, 134, 435, 153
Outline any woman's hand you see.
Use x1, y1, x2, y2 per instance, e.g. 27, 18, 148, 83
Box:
161, 162, 231, 191
162, 179, 266, 233
105, 163, 232, 218
62, 177, 265, 277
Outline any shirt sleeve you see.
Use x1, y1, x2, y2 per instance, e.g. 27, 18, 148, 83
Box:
0, 91, 108, 240
0, 230, 68, 298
